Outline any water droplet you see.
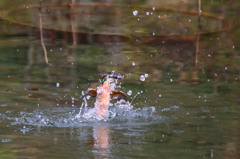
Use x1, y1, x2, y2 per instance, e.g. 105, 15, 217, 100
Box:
132, 62, 135, 66
146, 12, 149, 15
140, 75, 145, 81
152, 7, 155, 10
133, 10, 138, 16
225, 67, 228, 70
158, 15, 161, 18
159, 94, 162, 97
81, 91, 85, 95
144, 74, 149, 78
211, 149, 214, 158
170, 79, 173, 82
232, 45, 235, 48
188, 19, 191, 22
127, 90, 132, 96
56, 83, 60, 87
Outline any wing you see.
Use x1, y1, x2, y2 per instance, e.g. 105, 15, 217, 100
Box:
110, 91, 127, 101
86, 89, 97, 97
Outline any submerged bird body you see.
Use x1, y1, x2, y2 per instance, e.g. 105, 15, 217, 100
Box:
86, 74, 126, 117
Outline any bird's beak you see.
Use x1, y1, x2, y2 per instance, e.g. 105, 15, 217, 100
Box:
109, 75, 123, 79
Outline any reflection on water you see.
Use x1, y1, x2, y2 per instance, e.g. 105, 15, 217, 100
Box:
93, 126, 109, 149
0, 0, 240, 159
93, 126, 110, 158
39, 0, 49, 64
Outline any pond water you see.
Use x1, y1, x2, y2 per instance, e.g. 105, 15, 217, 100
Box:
0, 0, 240, 158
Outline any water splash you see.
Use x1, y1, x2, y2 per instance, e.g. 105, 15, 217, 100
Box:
5, 101, 161, 128
2, 75, 164, 128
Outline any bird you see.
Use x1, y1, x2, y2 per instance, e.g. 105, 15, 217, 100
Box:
86, 74, 127, 117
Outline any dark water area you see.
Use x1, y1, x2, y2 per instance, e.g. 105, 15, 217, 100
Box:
0, 0, 240, 158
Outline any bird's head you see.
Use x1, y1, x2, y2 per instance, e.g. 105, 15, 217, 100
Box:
102, 74, 123, 84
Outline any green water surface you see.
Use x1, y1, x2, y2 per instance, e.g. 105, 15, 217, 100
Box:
0, 0, 240, 158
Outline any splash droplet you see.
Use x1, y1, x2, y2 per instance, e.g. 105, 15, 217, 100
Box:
127, 90, 132, 96
133, 10, 138, 16
56, 83, 60, 87
140, 75, 145, 81
132, 62, 135, 66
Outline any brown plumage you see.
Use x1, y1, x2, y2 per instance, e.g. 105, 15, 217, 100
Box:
86, 89, 127, 100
